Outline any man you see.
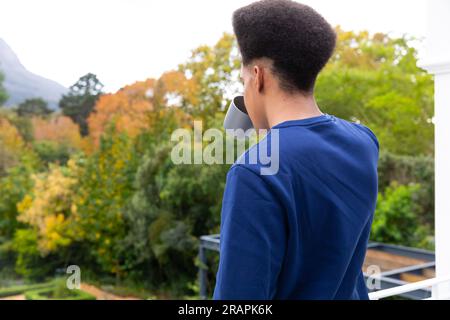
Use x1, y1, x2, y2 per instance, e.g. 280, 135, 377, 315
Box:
213, 0, 379, 299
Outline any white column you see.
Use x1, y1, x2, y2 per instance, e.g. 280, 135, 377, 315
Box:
419, 0, 450, 299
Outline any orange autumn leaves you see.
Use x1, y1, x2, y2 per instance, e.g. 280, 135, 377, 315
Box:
4, 71, 197, 157
87, 71, 196, 147
87, 79, 155, 146
32, 116, 83, 148
153, 71, 198, 107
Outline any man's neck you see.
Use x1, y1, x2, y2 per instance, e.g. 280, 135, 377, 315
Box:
264, 92, 323, 128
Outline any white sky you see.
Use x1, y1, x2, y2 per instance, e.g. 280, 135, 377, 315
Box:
0, 0, 428, 93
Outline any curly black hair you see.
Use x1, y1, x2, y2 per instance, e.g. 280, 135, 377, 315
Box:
232, 0, 336, 93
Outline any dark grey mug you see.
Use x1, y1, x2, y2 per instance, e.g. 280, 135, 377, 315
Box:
223, 95, 253, 132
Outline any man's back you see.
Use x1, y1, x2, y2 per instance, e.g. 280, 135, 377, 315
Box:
214, 113, 379, 299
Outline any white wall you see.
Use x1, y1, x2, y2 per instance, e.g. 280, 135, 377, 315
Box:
419, 0, 450, 299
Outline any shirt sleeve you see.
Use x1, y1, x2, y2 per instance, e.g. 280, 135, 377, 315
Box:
213, 165, 287, 300
355, 123, 379, 151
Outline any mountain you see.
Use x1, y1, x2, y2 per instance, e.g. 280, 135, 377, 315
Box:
0, 38, 68, 109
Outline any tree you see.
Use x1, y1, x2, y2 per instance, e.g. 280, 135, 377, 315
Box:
153, 71, 198, 109
16, 162, 78, 255
178, 32, 241, 121
73, 131, 141, 276
31, 115, 83, 165
316, 27, 434, 156
371, 182, 432, 249
17, 98, 52, 117
59, 73, 103, 136
120, 115, 238, 293
12, 160, 80, 278
0, 71, 8, 106
87, 79, 155, 146
0, 153, 38, 245
0, 117, 27, 176
178, 30, 434, 156
32, 116, 82, 148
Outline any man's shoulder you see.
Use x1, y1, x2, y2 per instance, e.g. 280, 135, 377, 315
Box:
232, 131, 282, 176
347, 120, 380, 151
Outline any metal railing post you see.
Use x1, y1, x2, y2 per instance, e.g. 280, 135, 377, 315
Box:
198, 244, 208, 299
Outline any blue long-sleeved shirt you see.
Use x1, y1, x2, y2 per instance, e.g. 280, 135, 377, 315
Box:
213, 114, 379, 299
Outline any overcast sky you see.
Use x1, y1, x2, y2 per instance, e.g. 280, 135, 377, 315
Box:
0, 0, 428, 92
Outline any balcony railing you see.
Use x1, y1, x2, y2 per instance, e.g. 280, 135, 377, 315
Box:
198, 235, 446, 300
369, 275, 450, 300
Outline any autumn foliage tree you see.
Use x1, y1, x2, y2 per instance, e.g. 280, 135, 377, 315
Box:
153, 71, 198, 109
88, 75, 195, 147
32, 116, 82, 148
12, 160, 80, 278
0, 117, 27, 176
178, 33, 241, 121
16, 161, 79, 255
30, 116, 83, 165
87, 79, 155, 146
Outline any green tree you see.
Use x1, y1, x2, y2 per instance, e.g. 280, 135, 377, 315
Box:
378, 152, 434, 227
0, 154, 39, 244
178, 33, 241, 122
178, 30, 434, 156
0, 153, 40, 272
59, 73, 103, 136
316, 28, 434, 156
73, 129, 141, 277
0, 71, 8, 106
17, 98, 52, 117
121, 142, 227, 294
32, 141, 72, 166
121, 113, 243, 295
371, 182, 433, 249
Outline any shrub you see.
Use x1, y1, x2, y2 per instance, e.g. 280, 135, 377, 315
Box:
0, 282, 53, 297
32, 141, 72, 166
25, 287, 95, 300
371, 182, 433, 249
378, 151, 434, 227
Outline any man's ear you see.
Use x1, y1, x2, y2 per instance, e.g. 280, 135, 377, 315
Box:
253, 65, 264, 93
